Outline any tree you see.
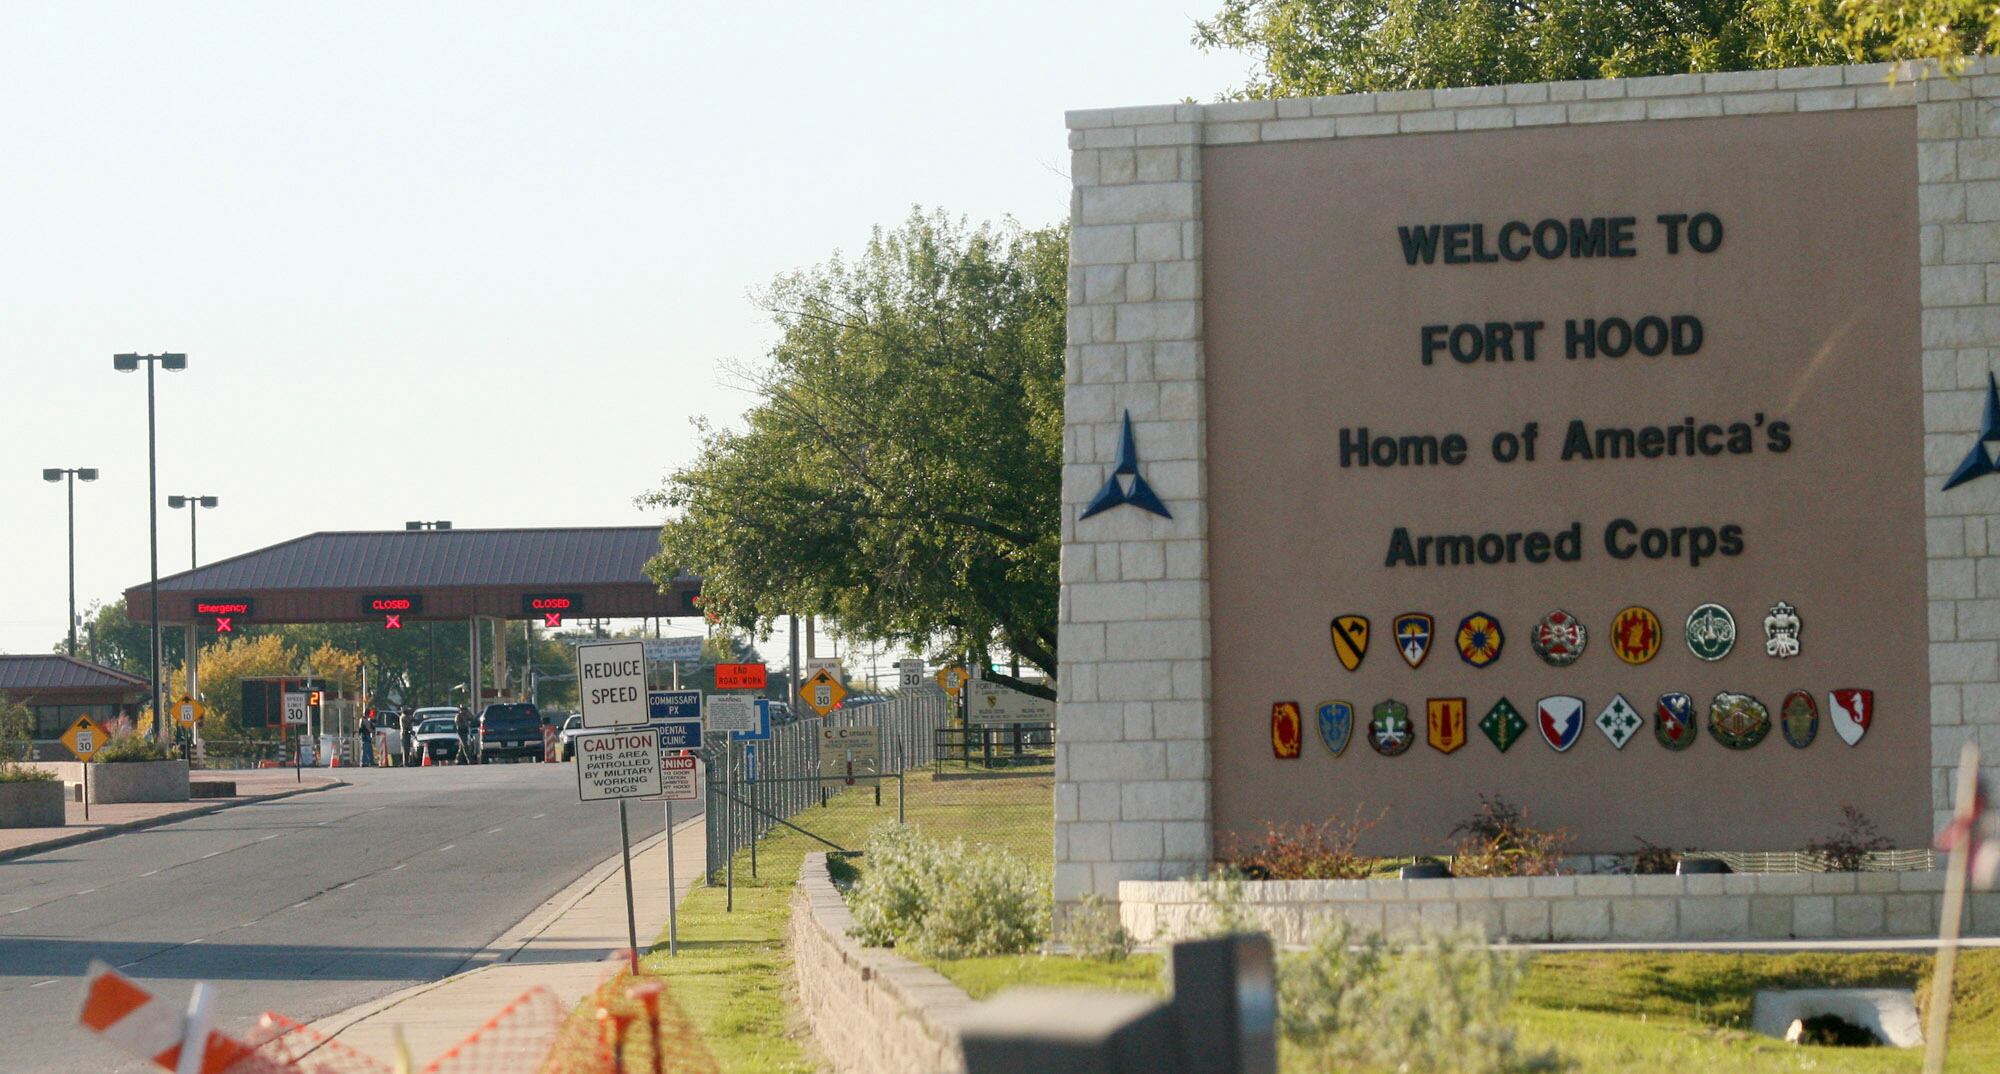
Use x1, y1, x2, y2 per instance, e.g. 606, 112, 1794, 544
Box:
166, 634, 297, 738
1841, 0, 1989, 72
1191, 0, 1895, 96
645, 211, 1064, 699
72, 598, 184, 679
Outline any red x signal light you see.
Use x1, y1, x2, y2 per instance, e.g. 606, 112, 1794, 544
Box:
543, 612, 563, 628
214, 616, 233, 633
384, 614, 402, 630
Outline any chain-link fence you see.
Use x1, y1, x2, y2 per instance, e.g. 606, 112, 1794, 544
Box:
698, 685, 1056, 887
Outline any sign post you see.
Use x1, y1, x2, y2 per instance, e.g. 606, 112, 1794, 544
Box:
659, 754, 699, 956
575, 726, 665, 968
62, 716, 105, 820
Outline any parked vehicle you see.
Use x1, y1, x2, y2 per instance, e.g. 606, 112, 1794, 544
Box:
476, 702, 545, 763
410, 715, 469, 764
558, 714, 584, 761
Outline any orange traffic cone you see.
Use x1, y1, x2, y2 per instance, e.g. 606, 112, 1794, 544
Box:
420, 749, 432, 768
329, 753, 341, 768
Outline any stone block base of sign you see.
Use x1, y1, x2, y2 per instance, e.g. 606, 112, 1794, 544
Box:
1119, 872, 2000, 944
87, 760, 190, 804
789, 851, 973, 1074
0, 781, 67, 828
189, 780, 238, 799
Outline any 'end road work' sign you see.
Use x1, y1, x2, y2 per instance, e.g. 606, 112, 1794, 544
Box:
577, 640, 648, 729
575, 727, 664, 801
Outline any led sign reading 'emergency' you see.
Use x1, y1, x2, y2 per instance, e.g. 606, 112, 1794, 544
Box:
194, 598, 253, 633
365, 594, 422, 629
523, 593, 582, 627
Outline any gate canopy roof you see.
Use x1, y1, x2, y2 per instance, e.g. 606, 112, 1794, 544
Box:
123, 526, 697, 627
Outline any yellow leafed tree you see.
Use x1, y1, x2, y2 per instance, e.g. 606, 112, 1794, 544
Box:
167, 634, 297, 738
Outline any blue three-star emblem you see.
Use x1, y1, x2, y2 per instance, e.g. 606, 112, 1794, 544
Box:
1944, 372, 2000, 491
1080, 411, 1172, 520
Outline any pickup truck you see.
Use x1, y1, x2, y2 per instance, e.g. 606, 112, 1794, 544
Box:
476, 702, 547, 763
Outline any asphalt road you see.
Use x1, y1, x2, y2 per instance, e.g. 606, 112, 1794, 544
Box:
0, 763, 686, 1073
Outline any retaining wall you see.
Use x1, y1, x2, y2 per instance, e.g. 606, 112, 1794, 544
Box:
1121, 872, 2000, 944
788, 852, 973, 1074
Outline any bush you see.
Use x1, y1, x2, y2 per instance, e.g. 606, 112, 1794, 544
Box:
1279, 919, 1549, 1074
94, 732, 170, 764
1222, 809, 1384, 880
1448, 795, 1572, 878
846, 824, 1047, 959
0, 762, 56, 783
1803, 805, 1892, 871
1061, 893, 1135, 961
1629, 837, 1681, 875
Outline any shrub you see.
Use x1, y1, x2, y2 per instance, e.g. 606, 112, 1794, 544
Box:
846, 823, 1047, 958
1061, 893, 1135, 961
1194, 867, 1261, 938
95, 732, 170, 764
1803, 805, 1892, 871
1448, 795, 1572, 878
1278, 919, 1548, 1074
1629, 837, 1681, 875
1222, 809, 1384, 880
0, 762, 56, 783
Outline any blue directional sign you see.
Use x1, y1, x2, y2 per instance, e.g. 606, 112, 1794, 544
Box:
743, 743, 758, 782
730, 699, 773, 742
649, 690, 704, 750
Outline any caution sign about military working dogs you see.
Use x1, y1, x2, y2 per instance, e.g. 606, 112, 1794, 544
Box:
575, 727, 664, 802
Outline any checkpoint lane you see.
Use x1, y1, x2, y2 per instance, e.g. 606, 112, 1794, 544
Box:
0, 761, 689, 1073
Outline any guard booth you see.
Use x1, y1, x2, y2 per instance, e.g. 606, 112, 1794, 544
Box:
123, 526, 701, 744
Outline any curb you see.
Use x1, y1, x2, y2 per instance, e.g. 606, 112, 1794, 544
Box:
306, 810, 704, 1044
0, 778, 349, 863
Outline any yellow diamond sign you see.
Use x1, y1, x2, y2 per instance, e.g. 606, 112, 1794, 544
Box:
62, 716, 107, 760
936, 667, 969, 696
802, 668, 846, 716
174, 695, 206, 728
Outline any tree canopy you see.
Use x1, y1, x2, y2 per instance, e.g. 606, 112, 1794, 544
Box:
1191, 0, 1908, 96
645, 211, 1064, 698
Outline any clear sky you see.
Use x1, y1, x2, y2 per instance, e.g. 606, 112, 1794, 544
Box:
0, 3, 1245, 654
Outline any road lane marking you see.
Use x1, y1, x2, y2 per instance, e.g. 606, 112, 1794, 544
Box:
390, 863, 406, 870
259, 834, 281, 841
531, 813, 546, 820
31, 979, 57, 988
486, 827, 503, 835
438, 844, 455, 852
5, 908, 27, 915
338, 883, 356, 890
76, 888, 96, 895
201, 851, 221, 859
139, 868, 161, 877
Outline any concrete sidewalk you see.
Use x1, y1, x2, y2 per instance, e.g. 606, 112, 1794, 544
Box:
309, 806, 708, 1065
0, 769, 344, 861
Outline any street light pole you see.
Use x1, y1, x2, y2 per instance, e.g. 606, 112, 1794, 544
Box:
115, 352, 186, 742
42, 467, 99, 657
167, 495, 220, 568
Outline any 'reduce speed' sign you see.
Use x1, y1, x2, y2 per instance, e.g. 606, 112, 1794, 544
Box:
576, 639, 648, 729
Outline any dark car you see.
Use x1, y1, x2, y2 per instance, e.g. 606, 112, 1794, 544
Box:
476, 702, 546, 763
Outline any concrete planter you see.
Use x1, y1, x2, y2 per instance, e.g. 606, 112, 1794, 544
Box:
89, 759, 190, 804
0, 780, 67, 827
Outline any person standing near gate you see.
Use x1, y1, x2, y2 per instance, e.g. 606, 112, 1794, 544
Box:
359, 713, 376, 766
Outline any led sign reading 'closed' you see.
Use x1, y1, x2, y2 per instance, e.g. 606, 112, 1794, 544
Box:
364, 594, 422, 629
524, 593, 582, 627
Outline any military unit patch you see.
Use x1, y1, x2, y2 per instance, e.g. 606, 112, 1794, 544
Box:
1393, 613, 1434, 669
1764, 601, 1802, 659
1610, 605, 1662, 665
1369, 699, 1413, 756
1272, 701, 1303, 758
1427, 698, 1467, 754
1531, 609, 1588, 667
1655, 692, 1697, 750
1829, 688, 1873, 745
1479, 697, 1528, 752
1685, 603, 1737, 661
1316, 700, 1355, 756
1595, 693, 1642, 749
1780, 689, 1818, 748
1456, 612, 1504, 668
1537, 695, 1585, 752
1331, 615, 1370, 672
1708, 691, 1771, 749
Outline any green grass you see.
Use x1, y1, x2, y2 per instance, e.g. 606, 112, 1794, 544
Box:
639, 770, 1051, 1074
928, 948, 2000, 1073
